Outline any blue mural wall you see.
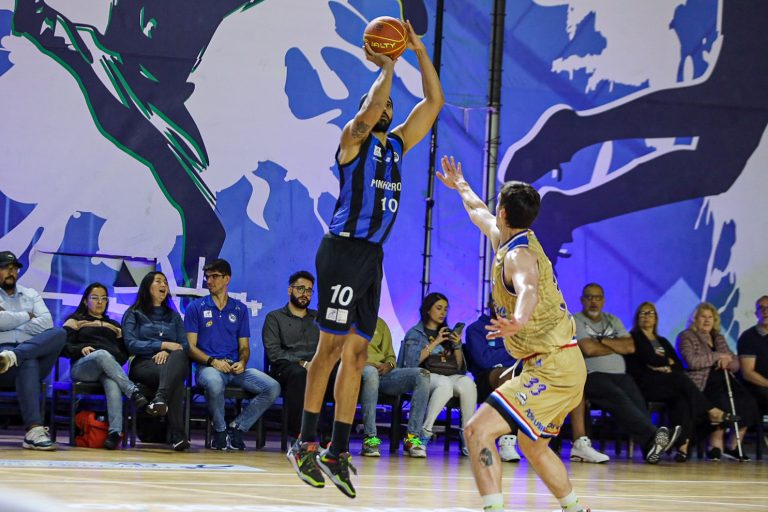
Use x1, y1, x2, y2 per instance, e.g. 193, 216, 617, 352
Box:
1, 0, 764, 369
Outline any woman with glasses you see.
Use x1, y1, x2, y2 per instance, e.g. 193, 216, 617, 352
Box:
627, 302, 732, 462
123, 271, 190, 450
398, 292, 476, 456
677, 302, 758, 461
63, 283, 149, 449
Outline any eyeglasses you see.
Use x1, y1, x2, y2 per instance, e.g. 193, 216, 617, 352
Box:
88, 295, 108, 303
291, 285, 313, 296
638, 310, 656, 317
205, 273, 225, 281
582, 295, 603, 301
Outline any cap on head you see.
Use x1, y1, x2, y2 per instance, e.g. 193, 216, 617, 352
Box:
0, 251, 23, 269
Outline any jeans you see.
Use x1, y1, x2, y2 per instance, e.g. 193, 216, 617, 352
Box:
129, 350, 190, 439
360, 365, 430, 438
0, 328, 66, 428
70, 350, 138, 434
422, 373, 477, 435
196, 366, 280, 432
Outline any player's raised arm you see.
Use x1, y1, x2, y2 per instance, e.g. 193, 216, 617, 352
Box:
391, 20, 445, 154
437, 156, 500, 248
338, 44, 396, 164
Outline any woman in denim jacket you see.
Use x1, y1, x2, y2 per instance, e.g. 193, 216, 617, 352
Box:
122, 271, 190, 450
398, 292, 477, 455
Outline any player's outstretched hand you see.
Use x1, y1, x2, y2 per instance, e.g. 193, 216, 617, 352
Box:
363, 41, 396, 67
485, 317, 523, 339
437, 155, 466, 190
404, 20, 424, 52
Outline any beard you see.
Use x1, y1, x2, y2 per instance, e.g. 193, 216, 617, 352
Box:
1, 275, 16, 292
373, 116, 392, 133
290, 294, 309, 310
585, 309, 600, 319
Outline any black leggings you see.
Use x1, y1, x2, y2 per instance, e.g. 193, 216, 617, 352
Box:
129, 350, 189, 439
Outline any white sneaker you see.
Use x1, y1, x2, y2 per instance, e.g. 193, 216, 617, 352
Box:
498, 434, 521, 462
22, 426, 56, 451
0, 350, 17, 374
570, 436, 609, 463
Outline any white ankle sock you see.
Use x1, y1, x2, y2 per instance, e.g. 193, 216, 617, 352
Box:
559, 490, 585, 511
482, 493, 504, 511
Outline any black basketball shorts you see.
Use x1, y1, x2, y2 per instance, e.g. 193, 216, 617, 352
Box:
315, 234, 383, 340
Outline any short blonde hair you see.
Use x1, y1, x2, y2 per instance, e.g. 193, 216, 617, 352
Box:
690, 302, 721, 335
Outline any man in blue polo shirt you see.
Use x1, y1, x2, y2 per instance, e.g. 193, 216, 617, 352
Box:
186, 258, 280, 450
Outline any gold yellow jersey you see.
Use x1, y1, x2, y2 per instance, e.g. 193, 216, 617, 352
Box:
491, 229, 575, 359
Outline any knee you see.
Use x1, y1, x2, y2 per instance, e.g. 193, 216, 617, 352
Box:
463, 418, 488, 445
90, 349, 113, 362
361, 366, 379, 387
199, 370, 224, 395
268, 376, 281, 399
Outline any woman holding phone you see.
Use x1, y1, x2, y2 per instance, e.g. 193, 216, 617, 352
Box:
398, 292, 477, 455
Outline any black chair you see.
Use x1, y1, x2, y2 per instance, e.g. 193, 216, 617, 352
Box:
442, 396, 463, 452
50, 357, 140, 447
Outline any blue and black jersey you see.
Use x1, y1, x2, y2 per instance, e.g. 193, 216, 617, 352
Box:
328, 133, 403, 245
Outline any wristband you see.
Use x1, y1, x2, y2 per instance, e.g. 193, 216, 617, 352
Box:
207, 356, 215, 366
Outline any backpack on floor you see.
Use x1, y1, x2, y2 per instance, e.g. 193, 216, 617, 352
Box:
74, 410, 109, 448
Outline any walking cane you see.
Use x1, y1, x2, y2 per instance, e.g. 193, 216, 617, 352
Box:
722, 367, 745, 461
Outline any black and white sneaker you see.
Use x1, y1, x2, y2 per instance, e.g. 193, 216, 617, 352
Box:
146, 397, 168, 417
644, 425, 680, 464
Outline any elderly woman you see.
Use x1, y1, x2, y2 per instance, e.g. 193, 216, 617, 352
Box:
677, 302, 758, 461
398, 292, 477, 456
627, 302, 731, 462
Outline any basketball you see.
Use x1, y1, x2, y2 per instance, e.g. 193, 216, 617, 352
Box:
363, 16, 407, 59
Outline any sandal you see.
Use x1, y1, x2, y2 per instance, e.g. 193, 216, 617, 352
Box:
674, 450, 688, 463
710, 412, 740, 426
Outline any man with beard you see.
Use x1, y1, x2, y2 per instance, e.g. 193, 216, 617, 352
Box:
573, 282, 680, 464
0, 251, 66, 450
186, 258, 280, 450
287, 21, 443, 498
263, 271, 336, 445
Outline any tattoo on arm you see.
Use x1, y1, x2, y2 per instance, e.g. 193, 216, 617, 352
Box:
350, 120, 371, 140
479, 447, 494, 467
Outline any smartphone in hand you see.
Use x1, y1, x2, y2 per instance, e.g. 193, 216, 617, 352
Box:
451, 322, 466, 337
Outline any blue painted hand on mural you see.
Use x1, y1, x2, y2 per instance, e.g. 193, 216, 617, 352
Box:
502, 2, 768, 270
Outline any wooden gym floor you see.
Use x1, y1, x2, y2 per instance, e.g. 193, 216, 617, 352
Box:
0, 430, 765, 512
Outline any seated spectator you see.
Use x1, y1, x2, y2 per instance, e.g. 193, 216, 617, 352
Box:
627, 301, 732, 462
122, 271, 190, 451
186, 259, 280, 450
399, 292, 477, 456
463, 302, 520, 462
64, 282, 149, 450
574, 283, 679, 464
677, 302, 758, 461
738, 295, 768, 413
262, 270, 335, 444
359, 317, 429, 457
0, 251, 66, 450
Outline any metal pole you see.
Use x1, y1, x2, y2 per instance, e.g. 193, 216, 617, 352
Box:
479, 0, 506, 313
420, 0, 445, 299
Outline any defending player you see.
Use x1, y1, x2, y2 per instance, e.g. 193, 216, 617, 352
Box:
437, 156, 591, 512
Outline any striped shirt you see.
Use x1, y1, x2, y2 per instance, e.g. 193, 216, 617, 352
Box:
328, 133, 403, 244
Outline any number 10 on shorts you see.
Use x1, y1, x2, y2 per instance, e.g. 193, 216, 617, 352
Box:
325, 284, 353, 324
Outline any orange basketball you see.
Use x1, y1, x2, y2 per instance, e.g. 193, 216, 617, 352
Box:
363, 16, 407, 59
